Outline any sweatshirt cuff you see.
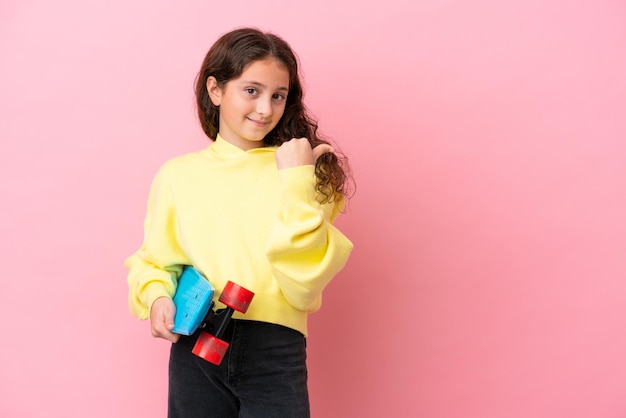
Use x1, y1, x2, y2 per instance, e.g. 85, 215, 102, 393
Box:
143, 282, 174, 315
278, 165, 317, 206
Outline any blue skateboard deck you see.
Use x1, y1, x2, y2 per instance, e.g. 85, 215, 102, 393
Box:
172, 266, 214, 336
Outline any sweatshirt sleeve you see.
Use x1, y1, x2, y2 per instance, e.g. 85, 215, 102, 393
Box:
124, 167, 188, 320
265, 165, 354, 313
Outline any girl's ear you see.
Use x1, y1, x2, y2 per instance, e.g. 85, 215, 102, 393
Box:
206, 76, 222, 106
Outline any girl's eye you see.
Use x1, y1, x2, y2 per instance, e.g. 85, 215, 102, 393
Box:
273, 93, 285, 101
245, 88, 257, 95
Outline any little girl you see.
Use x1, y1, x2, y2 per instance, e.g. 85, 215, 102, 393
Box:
125, 27, 353, 417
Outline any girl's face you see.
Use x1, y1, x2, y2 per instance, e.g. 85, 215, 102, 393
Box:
207, 58, 290, 150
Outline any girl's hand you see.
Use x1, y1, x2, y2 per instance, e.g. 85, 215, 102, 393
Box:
150, 297, 180, 343
275, 137, 334, 170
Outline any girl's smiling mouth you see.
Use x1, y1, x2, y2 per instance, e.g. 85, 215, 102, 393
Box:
247, 117, 269, 127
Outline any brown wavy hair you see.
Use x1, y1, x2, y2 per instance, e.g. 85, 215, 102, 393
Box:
195, 27, 353, 205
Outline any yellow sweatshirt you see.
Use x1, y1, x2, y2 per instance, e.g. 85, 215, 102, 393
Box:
125, 135, 353, 336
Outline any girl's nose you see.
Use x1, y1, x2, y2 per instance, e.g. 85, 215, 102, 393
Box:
256, 97, 273, 116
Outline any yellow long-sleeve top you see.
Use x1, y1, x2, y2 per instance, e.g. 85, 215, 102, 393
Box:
125, 135, 353, 336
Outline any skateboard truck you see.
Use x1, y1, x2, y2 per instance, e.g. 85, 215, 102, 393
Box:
172, 266, 254, 365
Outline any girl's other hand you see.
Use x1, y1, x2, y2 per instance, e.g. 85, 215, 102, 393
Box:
275, 137, 334, 170
150, 297, 180, 343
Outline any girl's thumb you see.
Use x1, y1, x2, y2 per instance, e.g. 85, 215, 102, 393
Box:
312, 144, 334, 160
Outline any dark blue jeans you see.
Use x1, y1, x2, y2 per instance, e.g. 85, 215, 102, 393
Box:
168, 319, 310, 418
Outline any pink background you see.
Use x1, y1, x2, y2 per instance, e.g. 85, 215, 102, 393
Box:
2, 0, 626, 417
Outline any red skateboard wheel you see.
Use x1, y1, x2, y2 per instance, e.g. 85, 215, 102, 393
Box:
192, 332, 230, 365
219, 281, 254, 313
